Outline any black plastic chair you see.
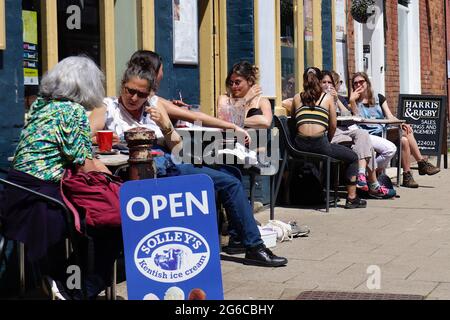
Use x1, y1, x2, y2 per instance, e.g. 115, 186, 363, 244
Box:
273, 115, 341, 212
239, 128, 279, 220
0, 174, 117, 300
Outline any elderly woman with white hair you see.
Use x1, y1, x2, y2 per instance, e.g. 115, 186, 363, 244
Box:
2, 56, 122, 300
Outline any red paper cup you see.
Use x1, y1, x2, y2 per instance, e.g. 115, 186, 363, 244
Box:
97, 130, 113, 152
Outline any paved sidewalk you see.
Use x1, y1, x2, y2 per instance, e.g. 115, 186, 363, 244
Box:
115, 159, 450, 300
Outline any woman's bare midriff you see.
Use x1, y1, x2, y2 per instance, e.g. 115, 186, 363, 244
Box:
297, 123, 327, 137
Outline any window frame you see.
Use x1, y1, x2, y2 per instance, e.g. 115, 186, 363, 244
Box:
0, 0, 6, 50
40, 0, 154, 97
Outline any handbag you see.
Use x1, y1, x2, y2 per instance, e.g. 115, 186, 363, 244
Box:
61, 168, 122, 230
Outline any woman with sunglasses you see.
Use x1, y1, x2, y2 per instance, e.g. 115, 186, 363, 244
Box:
350, 72, 440, 188
322, 70, 395, 199
217, 61, 272, 129
89, 56, 288, 268
293, 67, 366, 209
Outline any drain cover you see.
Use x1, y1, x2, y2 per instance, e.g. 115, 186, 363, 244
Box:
296, 291, 424, 300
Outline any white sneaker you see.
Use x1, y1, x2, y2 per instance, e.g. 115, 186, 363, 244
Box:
42, 276, 69, 300
264, 220, 310, 242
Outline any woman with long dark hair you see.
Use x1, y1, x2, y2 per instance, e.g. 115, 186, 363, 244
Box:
217, 60, 272, 129
292, 67, 366, 209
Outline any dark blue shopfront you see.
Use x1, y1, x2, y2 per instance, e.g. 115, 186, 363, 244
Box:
0, 0, 24, 172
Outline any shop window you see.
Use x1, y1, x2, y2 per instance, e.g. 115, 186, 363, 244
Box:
57, 0, 101, 65
303, 0, 314, 68
280, 0, 296, 100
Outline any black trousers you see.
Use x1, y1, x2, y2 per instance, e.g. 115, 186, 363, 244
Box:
294, 134, 358, 182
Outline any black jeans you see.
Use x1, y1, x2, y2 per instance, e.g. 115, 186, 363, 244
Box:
295, 134, 358, 182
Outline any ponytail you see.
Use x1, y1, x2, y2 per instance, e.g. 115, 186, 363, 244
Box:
300, 67, 323, 108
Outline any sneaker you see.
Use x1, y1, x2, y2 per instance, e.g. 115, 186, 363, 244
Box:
222, 238, 246, 255
356, 173, 369, 192
369, 185, 396, 199
265, 220, 306, 242
402, 171, 419, 188
345, 196, 367, 209
418, 160, 440, 176
288, 221, 310, 237
42, 275, 71, 300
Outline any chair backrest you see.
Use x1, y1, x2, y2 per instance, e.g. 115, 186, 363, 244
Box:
273, 115, 298, 155
273, 115, 339, 163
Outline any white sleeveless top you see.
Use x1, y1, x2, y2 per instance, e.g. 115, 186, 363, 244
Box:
103, 96, 164, 142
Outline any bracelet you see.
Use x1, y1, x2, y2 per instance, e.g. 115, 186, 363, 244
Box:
161, 124, 174, 136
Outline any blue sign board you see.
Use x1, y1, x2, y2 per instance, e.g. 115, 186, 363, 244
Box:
120, 174, 223, 300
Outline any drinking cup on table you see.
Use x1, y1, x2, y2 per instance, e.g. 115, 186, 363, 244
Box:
97, 130, 113, 152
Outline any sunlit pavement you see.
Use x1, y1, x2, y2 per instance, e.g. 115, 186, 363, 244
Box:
114, 155, 450, 300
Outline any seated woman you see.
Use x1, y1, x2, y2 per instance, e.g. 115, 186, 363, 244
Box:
322, 70, 395, 199
217, 61, 272, 129
89, 61, 287, 267
216, 61, 273, 166
292, 67, 366, 209
2, 56, 122, 300
349, 72, 440, 188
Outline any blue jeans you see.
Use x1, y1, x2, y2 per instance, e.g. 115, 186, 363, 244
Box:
176, 164, 263, 248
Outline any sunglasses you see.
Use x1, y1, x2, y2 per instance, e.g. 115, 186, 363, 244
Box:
353, 79, 366, 87
228, 79, 243, 87
124, 86, 150, 99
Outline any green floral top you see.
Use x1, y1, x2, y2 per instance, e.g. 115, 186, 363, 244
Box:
13, 97, 93, 182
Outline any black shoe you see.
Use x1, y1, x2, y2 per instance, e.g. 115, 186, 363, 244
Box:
345, 196, 367, 209
222, 239, 246, 255
244, 244, 288, 267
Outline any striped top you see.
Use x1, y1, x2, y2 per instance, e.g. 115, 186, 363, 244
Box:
295, 93, 329, 129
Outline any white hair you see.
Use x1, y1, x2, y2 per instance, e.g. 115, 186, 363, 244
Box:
39, 56, 105, 110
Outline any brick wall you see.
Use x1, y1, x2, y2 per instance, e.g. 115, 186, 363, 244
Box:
419, 0, 446, 96
384, 0, 400, 113
346, 1, 355, 87
346, 0, 447, 116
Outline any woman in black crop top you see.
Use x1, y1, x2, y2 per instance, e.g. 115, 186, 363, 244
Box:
217, 61, 272, 129
292, 67, 366, 209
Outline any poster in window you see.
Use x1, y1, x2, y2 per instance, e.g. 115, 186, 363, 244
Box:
22, 10, 39, 85
173, 0, 198, 65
